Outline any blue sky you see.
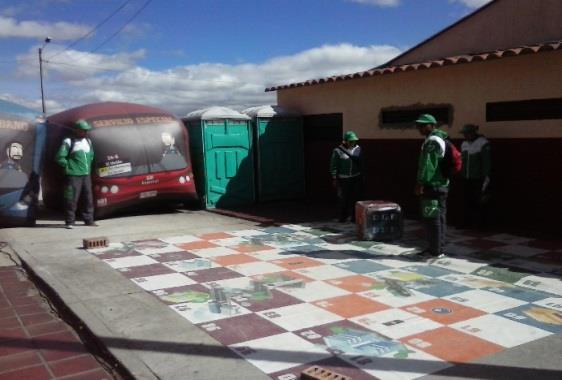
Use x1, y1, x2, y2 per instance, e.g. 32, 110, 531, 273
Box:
0, 0, 490, 116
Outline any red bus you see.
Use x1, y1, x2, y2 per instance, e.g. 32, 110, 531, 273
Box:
43, 102, 197, 218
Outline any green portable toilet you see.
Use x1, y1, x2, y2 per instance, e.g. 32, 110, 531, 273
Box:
242, 105, 305, 202
183, 106, 254, 208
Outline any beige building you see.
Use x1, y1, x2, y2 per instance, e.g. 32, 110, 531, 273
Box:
267, 0, 562, 235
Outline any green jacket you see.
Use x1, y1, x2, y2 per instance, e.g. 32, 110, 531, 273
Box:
417, 129, 449, 189
461, 136, 491, 180
55, 137, 94, 176
330, 144, 362, 179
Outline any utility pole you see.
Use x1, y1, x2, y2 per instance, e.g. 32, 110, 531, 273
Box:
38, 37, 51, 116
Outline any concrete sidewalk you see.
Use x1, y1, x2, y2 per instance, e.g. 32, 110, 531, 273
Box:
1, 207, 561, 380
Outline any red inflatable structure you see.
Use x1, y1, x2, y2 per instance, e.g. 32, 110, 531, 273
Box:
43, 102, 197, 218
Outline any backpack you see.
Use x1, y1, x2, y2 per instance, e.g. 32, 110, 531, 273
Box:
442, 138, 462, 178
427, 135, 462, 178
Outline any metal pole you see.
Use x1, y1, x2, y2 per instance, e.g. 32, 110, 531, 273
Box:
39, 47, 46, 116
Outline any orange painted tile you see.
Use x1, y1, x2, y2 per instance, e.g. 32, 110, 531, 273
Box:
327, 275, 386, 293
271, 257, 323, 270
176, 240, 219, 251
212, 254, 259, 267
314, 294, 389, 318
232, 244, 275, 253
197, 232, 234, 240
403, 327, 503, 363
403, 299, 486, 325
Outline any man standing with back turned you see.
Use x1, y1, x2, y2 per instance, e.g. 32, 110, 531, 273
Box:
55, 119, 97, 229
415, 114, 449, 258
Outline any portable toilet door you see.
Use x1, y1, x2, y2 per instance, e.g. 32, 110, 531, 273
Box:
243, 105, 305, 202
183, 107, 254, 208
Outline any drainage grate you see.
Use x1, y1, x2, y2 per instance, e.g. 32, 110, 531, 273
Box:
301, 366, 351, 380
83, 237, 109, 249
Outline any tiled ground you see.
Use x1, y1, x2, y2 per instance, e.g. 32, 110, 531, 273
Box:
0, 266, 116, 380
88, 220, 562, 380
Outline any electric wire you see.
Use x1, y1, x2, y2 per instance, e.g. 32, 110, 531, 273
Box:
45, 0, 133, 61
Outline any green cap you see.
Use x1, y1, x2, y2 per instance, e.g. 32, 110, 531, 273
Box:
75, 119, 92, 131
415, 114, 437, 125
461, 124, 478, 134
343, 131, 359, 141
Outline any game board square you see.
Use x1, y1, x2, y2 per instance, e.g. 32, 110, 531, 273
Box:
497, 304, 562, 333
295, 265, 355, 281
149, 250, 199, 262
533, 297, 562, 312
117, 263, 175, 279
170, 298, 251, 324
162, 258, 216, 273
103, 255, 158, 269
96, 248, 142, 260
314, 294, 389, 318
276, 280, 350, 302
271, 257, 324, 270
430, 256, 488, 274
190, 246, 239, 258
299, 249, 369, 264
230, 332, 331, 374
245, 249, 298, 262
183, 267, 244, 283
403, 277, 472, 298
367, 242, 418, 256
230, 288, 302, 313
402, 299, 486, 325
228, 229, 269, 237
152, 284, 210, 305
401, 265, 459, 278
229, 243, 275, 253
471, 264, 534, 284
358, 286, 435, 308
444, 289, 528, 313
257, 303, 342, 331
515, 275, 562, 295
402, 326, 503, 363
284, 244, 326, 253
209, 237, 249, 247
438, 273, 510, 290
197, 232, 234, 240
227, 261, 285, 277
482, 285, 551, 302
327, 275, 386, 293
160, 235, 203, 245
176, 240, 220, 251
334, 260, 390, 274
350, 308, 441, 339
269, 355, 377, 380
293, 319, 374, 346
212, 254, 259, 267
506, 258, 562, 274
134, 244, 180, 256
198, 313, 287, 346
450, 314, 551, 347
131, 273, 195, 291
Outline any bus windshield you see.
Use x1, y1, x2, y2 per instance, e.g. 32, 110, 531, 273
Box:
92, 121, 189, 179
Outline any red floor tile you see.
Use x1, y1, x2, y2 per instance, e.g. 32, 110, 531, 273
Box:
14, 303, 48, 316
0, 308, 15, 319
27, 321, 69, 338
0, 326, 27, 342
21, 312, 56, 327
0, 351, 42, 374
36, 331, 87, 362
0, 317, 20, 330
9, 296, 43, 307
0, 364, 51, 380
48, 355, 101, 378
56, 368, 113, 380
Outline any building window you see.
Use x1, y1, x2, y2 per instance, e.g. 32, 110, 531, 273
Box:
486, 98, 562, 121
380, 106, 452, 128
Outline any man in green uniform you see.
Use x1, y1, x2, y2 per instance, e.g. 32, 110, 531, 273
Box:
55, 119, 97, 229
460, 124, 491, 229
415, 114, 449, 258
330, 131, 363, 223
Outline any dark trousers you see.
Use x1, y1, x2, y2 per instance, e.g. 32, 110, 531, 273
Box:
463, 178, 487, 230
64, 175, 94, 224
421, 189, 448, 256
337, 176, 363, 222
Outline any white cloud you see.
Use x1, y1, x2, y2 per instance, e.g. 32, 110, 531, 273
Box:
0, 16, 90, 40
11, 43, 401, 115
450, 0, 492, 9
347, 0, 401, 7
